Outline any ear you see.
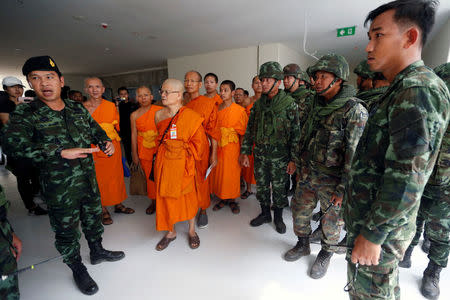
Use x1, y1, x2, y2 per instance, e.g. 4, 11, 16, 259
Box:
404, 27, 419, 48
60, 76, 65, 88
231, 90, 235, 98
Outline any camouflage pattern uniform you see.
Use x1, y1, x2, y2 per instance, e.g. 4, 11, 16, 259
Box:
354, 60, 388, 108
344, 60, 450, 299
1, 99, 110, 265
0, 185, 19, 300
292, 54, 368, 253
241, 62, 300, 209
407, 62, 450, 268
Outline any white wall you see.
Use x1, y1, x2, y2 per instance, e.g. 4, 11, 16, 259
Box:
168, 43, 315, 93
423, 18, 450, 68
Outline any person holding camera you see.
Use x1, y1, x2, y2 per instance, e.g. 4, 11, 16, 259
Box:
1, 56, 125, 295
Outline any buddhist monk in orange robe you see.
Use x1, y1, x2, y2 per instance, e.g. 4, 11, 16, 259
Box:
84, 77, 132, 225
154, 79, 207, 251
203, 72, 223, 104
184, 70, 220, 228
210, 80, 248, 214
240, 76, 262, 199
130, 86, 163, 215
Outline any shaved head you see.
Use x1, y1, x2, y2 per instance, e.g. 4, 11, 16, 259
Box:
185, 70, 202, 81
84, 77, 103, 87
163, 79, 184, 92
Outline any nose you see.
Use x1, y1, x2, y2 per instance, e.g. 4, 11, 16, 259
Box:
365, 39, 373, 53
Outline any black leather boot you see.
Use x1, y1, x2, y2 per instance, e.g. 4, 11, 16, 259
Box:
284, 236, 311, 261
399, 245, 414, 268
421, 260, 442, 299
88, 240, 125, 265
310, 249, 333, 279
273, 207, 286, 234
68, 260, 98, 295
250, 205, 272, 227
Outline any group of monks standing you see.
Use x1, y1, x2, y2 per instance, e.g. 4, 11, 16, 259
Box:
83, 71, 261, 250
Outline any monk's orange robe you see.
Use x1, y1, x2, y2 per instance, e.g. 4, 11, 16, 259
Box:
185, 95, 220, 210
155, 107, 207, 231
91, 100, 127, 206
241, 102, 256, 185
136, 105, 163, 199
211, 103, 248, 199
210, 93, 223, 105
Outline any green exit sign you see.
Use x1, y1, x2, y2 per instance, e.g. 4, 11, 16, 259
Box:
337, 26, 356, 37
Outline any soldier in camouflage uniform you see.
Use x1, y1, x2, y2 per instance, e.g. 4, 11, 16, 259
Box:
283, 64, 316, 197
344, 1, 449, 299
0, 185, 22, 300
285, 54, 368, 280
398, 62, 450, 300
240, 61, 300, 234
1, 56, 125, 296
353, 60, 390, 108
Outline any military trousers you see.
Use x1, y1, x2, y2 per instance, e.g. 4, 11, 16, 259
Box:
291, 167, 344, 252
346, 231, 402, 300
43, 174, 104, 265
411, 183, 450, 267
0, 220, 19, 300
253, 151, 289, 209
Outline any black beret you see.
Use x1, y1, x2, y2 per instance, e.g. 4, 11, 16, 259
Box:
22, 56, 62, 77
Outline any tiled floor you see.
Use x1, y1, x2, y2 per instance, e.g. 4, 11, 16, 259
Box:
1, 166, 447, 300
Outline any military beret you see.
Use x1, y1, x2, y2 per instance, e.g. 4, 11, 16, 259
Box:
22, 56, 62, 77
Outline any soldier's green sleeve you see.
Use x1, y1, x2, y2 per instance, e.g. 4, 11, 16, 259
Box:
287, 102, 301, 162
335, 103, 368, 198
1, 106, 60, 163
241, 104, 256, 155
361, 87, 448, 245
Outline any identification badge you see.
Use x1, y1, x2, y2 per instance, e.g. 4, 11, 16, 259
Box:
169, 124, 177, 139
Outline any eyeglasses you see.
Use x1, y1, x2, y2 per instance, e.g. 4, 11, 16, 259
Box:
184, 79, 201, 84
159, 89, 181, 96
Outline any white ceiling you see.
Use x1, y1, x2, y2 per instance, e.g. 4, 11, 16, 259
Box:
1, 0, 449, 77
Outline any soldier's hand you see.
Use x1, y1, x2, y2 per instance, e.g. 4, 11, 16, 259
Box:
331, 193, 343, 207
61, 147, 100, 159
286, 161, 296, 175
239, 154, 250, 167
351, 234, 381, 266
103, 141, 115, 156
11, 233, 23, 261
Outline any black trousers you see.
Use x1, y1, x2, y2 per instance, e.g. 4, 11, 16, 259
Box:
7, 157, 40, 210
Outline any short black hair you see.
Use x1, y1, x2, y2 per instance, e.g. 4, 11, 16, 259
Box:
68, 90, 81, 97
365, 0, 438, 46
24, 90, 36, 97
235, 87, 244, 93
118, 86, 128, 94
220, 80, 236, 91
204, 73, 218, 83
244, 90, 249, 96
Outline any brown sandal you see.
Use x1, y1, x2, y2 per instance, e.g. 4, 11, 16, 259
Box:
146, 202, 156, 215
189, 233, 200, 249
102, 210, 113, 225
156, 235, 177, 251
213, 200, 227, 211
229, 201, 240, 214
114, 204, 135, 214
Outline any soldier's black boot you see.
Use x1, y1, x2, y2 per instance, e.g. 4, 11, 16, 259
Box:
273, 207, 286, 234
421, 260, 442, 300
250, 205, 272, 227
310, 249, 333, 279
88, 240, 125, 265
399, 245, 415, 268
284, 236, 311, 261
68, 260, 98, 295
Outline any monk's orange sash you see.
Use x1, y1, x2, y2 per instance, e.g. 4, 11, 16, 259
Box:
99, 120, 121, 141
219, 127, 238, 147
138, 130, 158, 148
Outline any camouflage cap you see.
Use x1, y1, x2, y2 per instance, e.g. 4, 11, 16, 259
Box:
434, 62, 450, 89
298, 70, 312, 84
259, 61, 283, 80
307, 54, 350, 81
353, 60, 377, 79
283, 63, 302, 78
